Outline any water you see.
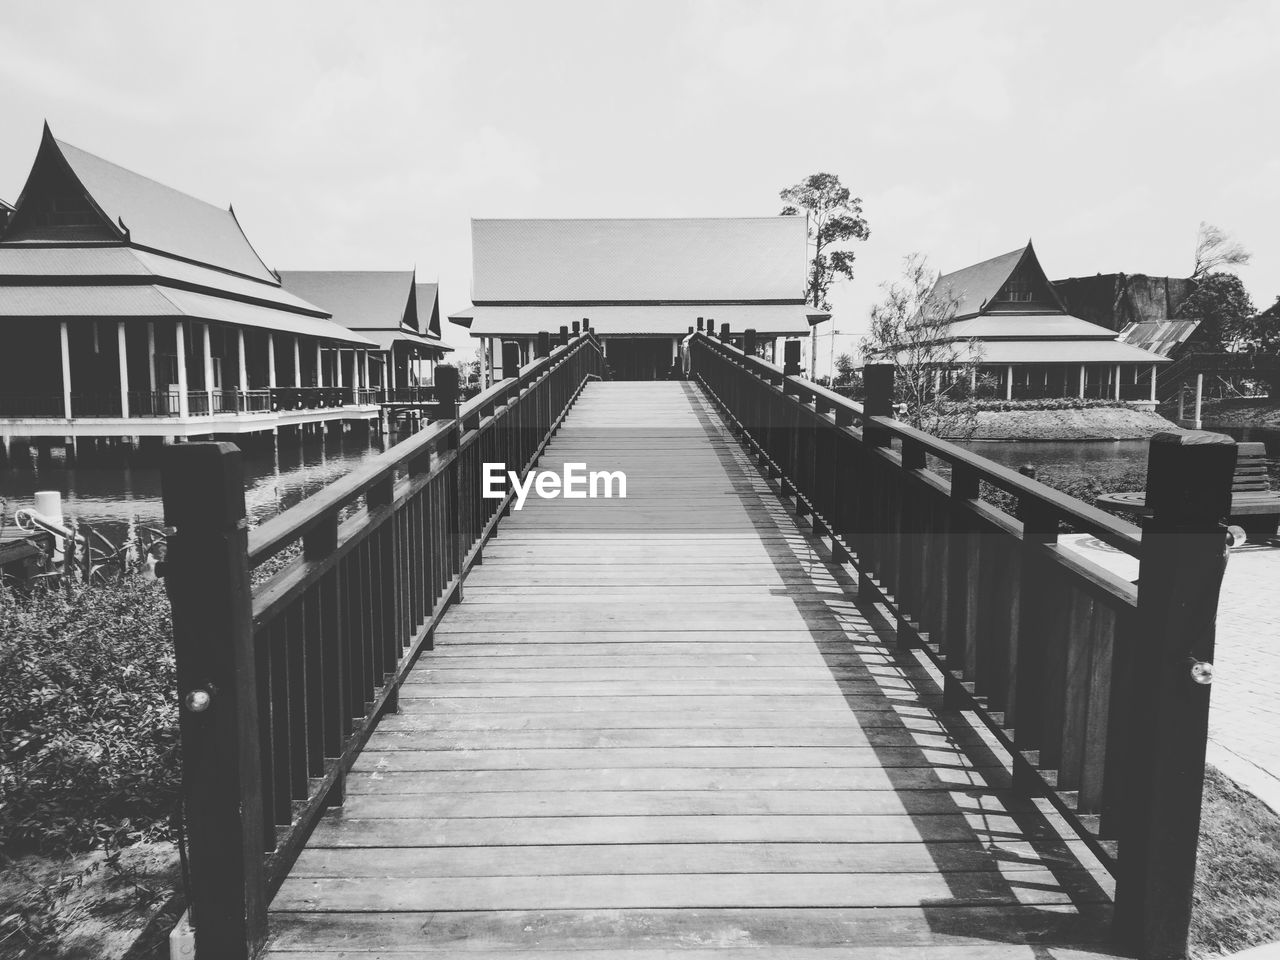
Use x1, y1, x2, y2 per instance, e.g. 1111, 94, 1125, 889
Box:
0, 432, 395, 544
953, 438, 1153, 476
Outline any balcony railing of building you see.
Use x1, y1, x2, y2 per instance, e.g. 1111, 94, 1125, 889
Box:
0, 387, 380, 419
689, 329, 1233, 960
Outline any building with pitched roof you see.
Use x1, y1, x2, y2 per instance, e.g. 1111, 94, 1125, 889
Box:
918, 242, 1169, 400
278, 271, 452, 391
449, 217, 829, 382
0, 124, 383, 438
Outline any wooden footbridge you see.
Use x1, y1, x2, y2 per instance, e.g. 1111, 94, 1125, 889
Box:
162, 331, 1235, 959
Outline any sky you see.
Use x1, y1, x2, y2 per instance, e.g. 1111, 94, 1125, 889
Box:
2, 1, 1278, 374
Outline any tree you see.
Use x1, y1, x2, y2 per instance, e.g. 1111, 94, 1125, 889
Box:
1192, 222, 1250, 279
861, 253, 982, 437
833, 353, 856, 385
1179, 272, 1256, 350
779, 173, 870, 310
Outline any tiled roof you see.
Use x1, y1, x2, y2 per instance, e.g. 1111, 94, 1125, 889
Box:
470, 217, 809, 303
1119, 319, 1201, 357
930, 246, 1027, 319
0, 246, 327, 314
51, 132, 278, 282
0, 283, 375, 344
454, 303, 826, 337
943, 313, 1117, 340
948, 338, 1170, 364
416, 282, 441, 338
278, 270, 417, 331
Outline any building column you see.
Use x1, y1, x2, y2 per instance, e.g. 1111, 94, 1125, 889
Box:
1078, 364, 1086, 399
1149, 363, 1158, 402
267, 334, 277, 389
1114, 363, 1122, 401
1194, 373, 1204, 429
293, 336, 302, 387
147, 322, 157, 393
362, 351, 370, 393
237, 328, 248, 392
117, 321, 130, 419
175, 321, 190, 418
1005, 364, 1014, 401
59, 321, 73, 419
202, 323, 214, 411
316, 343, 325, 387
335, 349, 345, 388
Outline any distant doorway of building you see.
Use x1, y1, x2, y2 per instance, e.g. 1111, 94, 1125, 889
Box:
606, 338, 674, 381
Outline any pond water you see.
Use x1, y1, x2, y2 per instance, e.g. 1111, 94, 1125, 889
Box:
0, 431, 398, 545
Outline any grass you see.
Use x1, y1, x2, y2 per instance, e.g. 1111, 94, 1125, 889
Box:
1191, 766, 1280, 957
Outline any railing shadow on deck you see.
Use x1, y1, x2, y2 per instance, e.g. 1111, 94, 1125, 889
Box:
159, 330, 605, 959
687, 331, 1235, 960
684, 384, 1117, 949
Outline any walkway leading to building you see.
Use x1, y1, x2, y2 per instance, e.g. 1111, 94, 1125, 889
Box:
260, 381, 1118, 957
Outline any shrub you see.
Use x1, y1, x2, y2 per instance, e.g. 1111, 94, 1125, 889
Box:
960, 397, 1132, 413
0, 579, 179, 856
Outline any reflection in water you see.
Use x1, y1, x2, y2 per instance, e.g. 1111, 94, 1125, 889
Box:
0, 430, 401, 543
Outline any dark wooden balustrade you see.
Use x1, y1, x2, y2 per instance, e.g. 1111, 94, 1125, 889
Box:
687, 331, 1234, 960
161, 332, 605, 959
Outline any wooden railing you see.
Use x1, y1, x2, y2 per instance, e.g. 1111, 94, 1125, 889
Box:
688, 331, 1234, 960
160, 332, 605, 959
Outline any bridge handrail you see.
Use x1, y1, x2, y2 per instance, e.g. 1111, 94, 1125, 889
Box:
688, 330, 1233, 960
160, 331, 605, 959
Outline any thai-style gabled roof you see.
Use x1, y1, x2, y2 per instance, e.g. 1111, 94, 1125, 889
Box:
929, 242, 1067, 320
468, 216, 810, 304
278, 270, 419, 331
416, 282, 441, 338
4, 124, 278, 283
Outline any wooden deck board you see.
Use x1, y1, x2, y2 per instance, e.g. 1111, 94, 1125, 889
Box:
263, 382, 1118, 956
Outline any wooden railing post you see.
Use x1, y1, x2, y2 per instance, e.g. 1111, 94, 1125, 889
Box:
1115, 431, 1235, 959
501, 341, 521, 380
719, 322, 731, 342
743, 329, 757, 357
536, 331, 551, 358
783, 340, 802, 378
161, 442, 266, 960
558, 325, 569, 347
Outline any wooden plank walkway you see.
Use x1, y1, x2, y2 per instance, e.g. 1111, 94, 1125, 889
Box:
263, 381, 1121, 958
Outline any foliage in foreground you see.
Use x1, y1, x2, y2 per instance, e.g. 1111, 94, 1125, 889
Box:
0, 578, 179, 857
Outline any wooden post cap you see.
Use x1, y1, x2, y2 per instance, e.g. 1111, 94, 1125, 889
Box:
536, 331, 551, 357
500, 341, 521, 379
434, 364, 460, 404
581, 318, 590, 331
572, 321, 581, 334
783, 340, 803, 376
1144, 431, 1237, 526
743, 329, 757, 356
162, 441, 247, 528
696, 317, 704, 331
863, 363, 895, 419
719, 322, 731, 340
558, 325, 569, 345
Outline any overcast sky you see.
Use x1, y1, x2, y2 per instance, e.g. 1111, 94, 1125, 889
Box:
2, 1, 1277, 370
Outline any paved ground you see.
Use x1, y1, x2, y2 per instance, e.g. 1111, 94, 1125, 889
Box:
1062, 535, 1280, 813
